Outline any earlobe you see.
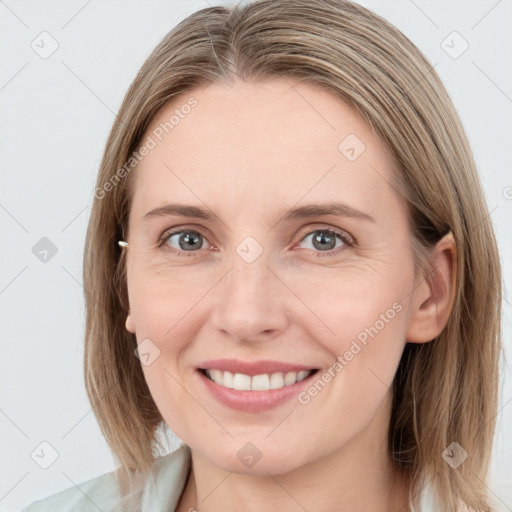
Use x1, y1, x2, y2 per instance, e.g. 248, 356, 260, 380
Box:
405, 231, 457, 344
125, 309, 136, 333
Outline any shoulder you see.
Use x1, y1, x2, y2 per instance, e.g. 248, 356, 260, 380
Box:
20, 469, 120, 512
22, 444, 192, 512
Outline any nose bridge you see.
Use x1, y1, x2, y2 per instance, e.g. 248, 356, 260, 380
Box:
229, 241, 270, 299
210, 235, 289, 342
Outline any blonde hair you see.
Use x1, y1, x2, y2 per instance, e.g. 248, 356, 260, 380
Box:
83, 0, 503, 510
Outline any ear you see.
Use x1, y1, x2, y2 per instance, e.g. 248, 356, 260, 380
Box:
406, 231, 457, 344
125, 307, 136, 334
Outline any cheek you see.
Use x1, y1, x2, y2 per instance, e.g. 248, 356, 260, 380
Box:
288, 288, 407, 454
139, 360, 196, 443
290, 267, 410, 410
128, 266, 210, 341
290, 262, 409, 344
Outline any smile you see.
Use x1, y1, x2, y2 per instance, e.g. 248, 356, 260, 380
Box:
201, 369, 317, 391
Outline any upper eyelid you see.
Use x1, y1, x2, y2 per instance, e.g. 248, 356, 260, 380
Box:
159, 225, 214, 245
291, 224, 354, 245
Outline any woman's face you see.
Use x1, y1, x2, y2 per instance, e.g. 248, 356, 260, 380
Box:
125, 79, 425, 475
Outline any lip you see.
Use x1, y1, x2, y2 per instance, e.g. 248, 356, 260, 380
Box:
198, 358, 317, 376
195, 360, 319, 412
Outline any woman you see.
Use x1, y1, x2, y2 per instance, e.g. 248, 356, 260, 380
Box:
23, 0, 502, 511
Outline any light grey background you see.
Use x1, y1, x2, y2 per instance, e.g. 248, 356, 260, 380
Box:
1, 1, 511, 511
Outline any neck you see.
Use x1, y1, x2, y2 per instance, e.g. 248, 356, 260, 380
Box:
177, 393, 412, 512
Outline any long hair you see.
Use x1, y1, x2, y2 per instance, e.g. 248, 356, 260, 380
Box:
83, 1, 503, 509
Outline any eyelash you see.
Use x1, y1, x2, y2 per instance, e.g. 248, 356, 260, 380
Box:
157, 225, 355, 259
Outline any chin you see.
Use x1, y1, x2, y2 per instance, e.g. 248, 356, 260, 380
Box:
198, 442, 307, 476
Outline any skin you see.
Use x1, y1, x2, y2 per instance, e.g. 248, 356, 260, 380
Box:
124, 79, 456, 512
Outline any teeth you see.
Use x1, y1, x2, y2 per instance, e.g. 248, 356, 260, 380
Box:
204, 369, 314, 391
251, 373, 270, 391
233, 373, 251, 390
223, 370, 234, 388
269, 372, 284, 389
296, 370, 310, 382
284, 371, 297, 386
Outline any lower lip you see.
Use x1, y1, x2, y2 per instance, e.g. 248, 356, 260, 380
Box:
196, 369, 318, 412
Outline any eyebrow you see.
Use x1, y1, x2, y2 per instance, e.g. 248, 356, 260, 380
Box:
142, 202, 375, 223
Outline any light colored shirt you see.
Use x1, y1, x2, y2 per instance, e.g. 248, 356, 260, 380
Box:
22, 443, 436, 511
22, 444, 192, 512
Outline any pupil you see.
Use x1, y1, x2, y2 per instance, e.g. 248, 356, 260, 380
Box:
180, 231, 202, 251
313, 230, 335, 251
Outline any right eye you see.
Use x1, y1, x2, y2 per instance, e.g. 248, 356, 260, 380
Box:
159, 229, 211, 257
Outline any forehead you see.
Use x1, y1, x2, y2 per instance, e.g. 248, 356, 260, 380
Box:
129, 79, 400, 221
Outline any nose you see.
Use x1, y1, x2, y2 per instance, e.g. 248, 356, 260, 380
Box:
209, 245, 290, 345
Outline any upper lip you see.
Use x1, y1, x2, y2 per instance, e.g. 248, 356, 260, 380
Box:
198, 359, 318, 376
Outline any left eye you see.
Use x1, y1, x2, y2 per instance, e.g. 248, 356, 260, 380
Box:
297, 229, 350, 254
